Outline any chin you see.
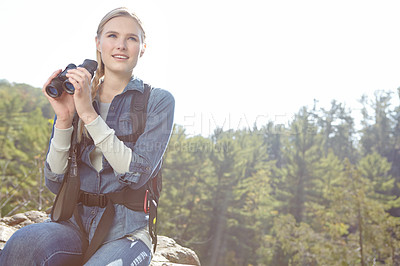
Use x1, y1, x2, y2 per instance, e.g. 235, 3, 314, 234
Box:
107, 65, 135, 75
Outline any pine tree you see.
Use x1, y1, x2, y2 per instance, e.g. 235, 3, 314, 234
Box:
274, 107, 322, 223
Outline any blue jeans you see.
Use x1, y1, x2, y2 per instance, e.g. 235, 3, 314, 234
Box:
0, 220, 151, 266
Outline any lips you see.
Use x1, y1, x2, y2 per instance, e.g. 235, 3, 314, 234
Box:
112, 54, 129, 59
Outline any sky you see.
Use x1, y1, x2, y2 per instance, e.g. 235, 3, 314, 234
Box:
1, 0, 400, 137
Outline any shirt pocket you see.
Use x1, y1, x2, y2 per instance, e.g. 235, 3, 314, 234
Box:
118, 112, 134, 136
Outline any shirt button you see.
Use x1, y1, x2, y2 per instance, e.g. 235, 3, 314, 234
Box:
111, 106, 115, 111
91, 210, 96, 215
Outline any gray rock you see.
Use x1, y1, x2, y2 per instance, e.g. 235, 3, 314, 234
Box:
151, 236, 201, 266
1, 213, 27, 227
0, 225, 17, 251
0, 225, 17, 242
24, 210, 48, 224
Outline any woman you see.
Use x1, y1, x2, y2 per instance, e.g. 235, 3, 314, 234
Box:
0, 7, 174, 266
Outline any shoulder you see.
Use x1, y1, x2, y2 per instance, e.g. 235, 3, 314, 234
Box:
148, 86, 175, 107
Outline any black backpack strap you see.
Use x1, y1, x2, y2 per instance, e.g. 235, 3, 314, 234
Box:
50, 114, 81, 222
133, 83, 152, 136
118, 84, 152, 143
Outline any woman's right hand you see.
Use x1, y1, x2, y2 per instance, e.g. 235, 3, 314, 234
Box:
42, 70, 76, 129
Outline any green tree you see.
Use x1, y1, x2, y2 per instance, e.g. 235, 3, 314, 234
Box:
358, 151, 397, 210
274, 107, 322, 223
0, 82, 53, 216
159, 126, 215, 251
224, 128, 274, 265
359, 91, 394, 157
316, 100, 357, 162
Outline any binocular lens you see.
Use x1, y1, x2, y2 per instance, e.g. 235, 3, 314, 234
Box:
46, 86, 62, 98
63, 81, 75, 94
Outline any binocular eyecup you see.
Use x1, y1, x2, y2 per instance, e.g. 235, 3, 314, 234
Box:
45, 59, 98, 98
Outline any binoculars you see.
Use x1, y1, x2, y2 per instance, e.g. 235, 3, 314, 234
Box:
45, 59, 98, 98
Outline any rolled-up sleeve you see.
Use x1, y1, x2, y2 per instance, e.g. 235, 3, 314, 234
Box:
44, 161, 66, 194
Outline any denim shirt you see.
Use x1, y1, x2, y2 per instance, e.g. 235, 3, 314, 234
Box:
44, 76, 175, 244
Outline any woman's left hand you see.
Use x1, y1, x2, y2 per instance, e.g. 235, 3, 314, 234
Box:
66, 67, 98, 124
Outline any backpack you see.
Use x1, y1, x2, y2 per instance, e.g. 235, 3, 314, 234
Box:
50, 83, 162, 264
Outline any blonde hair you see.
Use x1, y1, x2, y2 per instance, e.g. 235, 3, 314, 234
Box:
92, 7, 146, 99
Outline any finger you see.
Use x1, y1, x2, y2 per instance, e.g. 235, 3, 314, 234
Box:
67, 67, 91, 80
77, 67, 91, 78
66, 69, 90, 87
66, 78, 81, 93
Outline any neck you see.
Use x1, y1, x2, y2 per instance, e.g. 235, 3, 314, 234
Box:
100, 72, 132, 102
103, 73, 132, 91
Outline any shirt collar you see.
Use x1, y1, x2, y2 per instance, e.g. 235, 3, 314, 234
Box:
94, 76, 145, 102
93, 76, 144, 108
123, 76, 144, 94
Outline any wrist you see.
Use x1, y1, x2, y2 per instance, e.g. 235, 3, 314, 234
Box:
80, 111, 99, 125
55, 118, 73, 129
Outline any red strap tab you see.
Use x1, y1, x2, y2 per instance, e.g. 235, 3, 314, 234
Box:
144, 190, 149, 213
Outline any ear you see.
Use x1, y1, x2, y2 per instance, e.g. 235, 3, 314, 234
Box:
95, 36, 101, 52
140, 43, 146, 57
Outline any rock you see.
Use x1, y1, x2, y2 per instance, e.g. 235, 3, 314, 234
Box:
0, 225, 17, 250
0, 211, 201, 265
24, 210, 48, 224
150, 236, 201, 266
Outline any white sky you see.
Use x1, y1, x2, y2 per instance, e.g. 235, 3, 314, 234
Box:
1, 0, 400, 136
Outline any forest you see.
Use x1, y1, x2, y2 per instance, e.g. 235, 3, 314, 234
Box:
1, 79, 400, 265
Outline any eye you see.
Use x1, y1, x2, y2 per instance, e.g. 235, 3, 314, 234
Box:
128, 36, 138, 42
107, 34, 117, 38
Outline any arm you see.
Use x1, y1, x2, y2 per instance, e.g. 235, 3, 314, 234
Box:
85, 88, 175, 189
44, 117, 74, 194
42, 69, 76, 194
46, 126, 73, 174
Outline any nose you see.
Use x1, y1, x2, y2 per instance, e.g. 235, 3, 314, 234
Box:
117, 38, 127, 50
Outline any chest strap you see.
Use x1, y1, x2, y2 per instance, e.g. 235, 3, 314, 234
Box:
78, 187, 146, 211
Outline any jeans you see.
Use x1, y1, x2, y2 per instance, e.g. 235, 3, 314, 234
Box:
0, 220, 151, 266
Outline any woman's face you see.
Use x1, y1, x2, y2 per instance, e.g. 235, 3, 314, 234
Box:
96, 16, 145, 76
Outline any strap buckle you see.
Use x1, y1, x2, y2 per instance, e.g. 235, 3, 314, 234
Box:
80, 191, 108, 208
